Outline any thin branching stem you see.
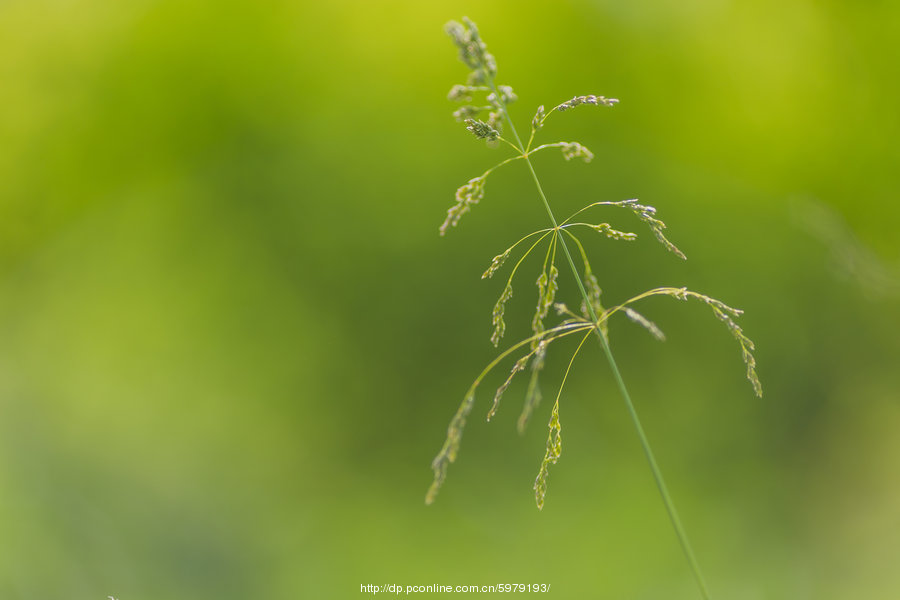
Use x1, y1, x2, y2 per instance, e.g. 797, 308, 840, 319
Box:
506, 227, 555, 252
470, 322, 595, 392
560, 222, 630, 233
506, 230, 554, 287
527, 142, 567, 155
483, 154, 526, 177
561, 201, 626, 226
526, 108, 563, 152
488, 78, 712, 600
497, 135, 523, 154
559, 228, 591, 271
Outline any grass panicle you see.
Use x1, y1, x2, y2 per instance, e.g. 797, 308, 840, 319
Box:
490, 282, 513, 347
602, 287, 763, 397
483, 248, 511, 279
624, 307, 666, 341
439, 174, 485, 236
560, 141, 594, 162
534, 400, 561, 510
464, 118, 500, 141
621, 199, 687, 260
555, 94, 620, 111
430, 18, 762, 599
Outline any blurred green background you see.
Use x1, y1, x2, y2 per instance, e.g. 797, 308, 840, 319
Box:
1, 0, 898, 598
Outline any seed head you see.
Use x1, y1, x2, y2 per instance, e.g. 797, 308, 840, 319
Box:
452, 105, 481, 122
555, 94, 619, 112
440, 175, 487, 236
592, 223, 637, 241
483, 249, 511, 279
560, 142, 594, 162
488, 85, 517, 107
447, 84, 474, 102
624, 307, 666, 341
490, 283, 513, 347
445, 18, 497, 79
534, 401, 562, 510
464, 118, 500, 141
619, 199, 686, 260
532, 105, 545, 132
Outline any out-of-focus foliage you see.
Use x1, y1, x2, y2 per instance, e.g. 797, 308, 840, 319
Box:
0, 0, 898, 598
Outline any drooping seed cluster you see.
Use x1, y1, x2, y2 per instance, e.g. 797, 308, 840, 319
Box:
490, 283, 513, 347
483, 248, 511, 279
426, 390, 475, 505
701, 301, 762, 398
534, 401, 562, 511
619, 199, 687, 260
560, 141, 594, 162
555, 94, 619, 111
592, 222, 637, 241
648, 288, 763, 397
624, 307, 666, 341
488, 354, 530, 421
581, 269, 605, 322
531, 265, 559, 344
439, 175, 486, 236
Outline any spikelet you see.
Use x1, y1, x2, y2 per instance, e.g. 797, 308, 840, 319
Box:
555, 94, 619, 111
483, 249, 511, 279
532, 270, 549, 339
440, 175, 486, 236
488, 354, 530, 421
445, 18, 497, 85
624, 307, 666, 341
592, 223, 637, 241
581, 269, 609, 338
490, 283, 513, 347
447, 84, 476, 102
532, 105, 545, 132
486, 111, 503, 136
452, 105, 481, 122
487, 85, 517, 106
531, 265, 559, 346
620, 199, 687, 260
560, 142, 594, 162
534, 401, 562, 510
464, 118, 500, 141
698, 299, 762, 397
581, 271, 602, 315
426, 390, 476, 505
499, 85, 517, 104
657, 288, 762, 396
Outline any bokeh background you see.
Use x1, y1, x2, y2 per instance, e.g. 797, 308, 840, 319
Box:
1, 0, 898, 598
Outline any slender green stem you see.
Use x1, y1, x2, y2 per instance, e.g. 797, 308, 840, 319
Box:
527, 142, 567, 155
483, 154, 525, 177
488, 79, 712, 600
497, 135, 523, 154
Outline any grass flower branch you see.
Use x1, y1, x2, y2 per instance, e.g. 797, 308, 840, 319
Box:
429, 17, 762, 600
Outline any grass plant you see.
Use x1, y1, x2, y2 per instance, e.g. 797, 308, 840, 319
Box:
427, 18, 762, 599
